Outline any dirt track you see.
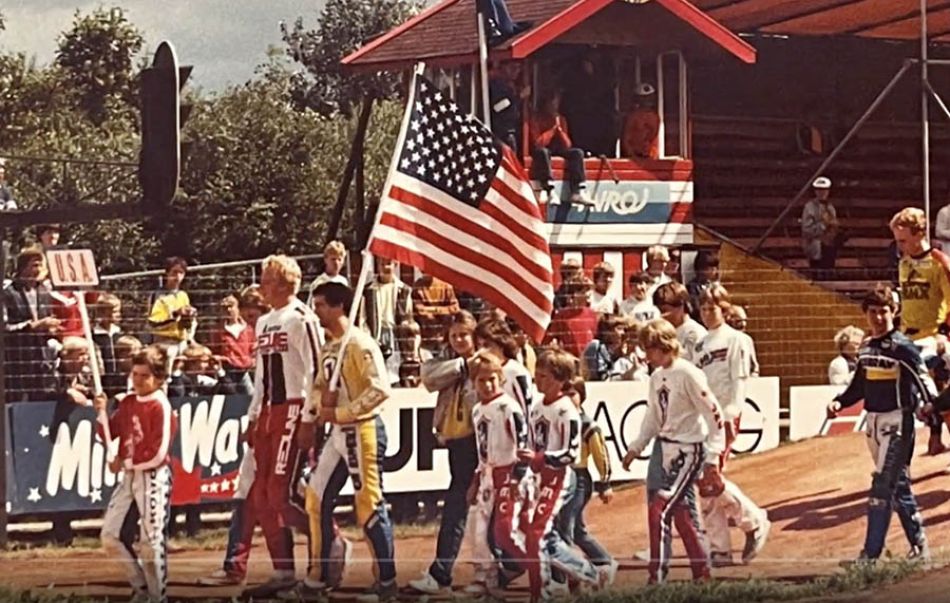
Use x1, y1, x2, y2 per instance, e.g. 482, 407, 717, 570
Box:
4, 429, 950, 600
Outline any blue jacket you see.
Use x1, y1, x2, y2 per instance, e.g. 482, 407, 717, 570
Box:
835, 329, 935, 413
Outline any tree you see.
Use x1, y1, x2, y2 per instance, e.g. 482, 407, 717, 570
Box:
281, 0, 421, 117
55, 7, 144, 125
162, 56, 404, 263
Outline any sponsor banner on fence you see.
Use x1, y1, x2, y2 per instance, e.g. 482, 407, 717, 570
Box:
788, 385, 923, 441
5, 378, 780, 515
788, 385, 855, 441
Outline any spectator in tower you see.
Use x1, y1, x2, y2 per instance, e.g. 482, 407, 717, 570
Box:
687, 250, 721, 321
413, 274, 461, 353
563, 55, 617, 156
306, 240, 348, 306
726, 304, 759, 376
529, 90, 591, 205
621, 272, 660, 323
0, 159, 17, 211
829, 325, 864, 386
621, 83, 660, 160
590, 261, 620, 315
645, 245, 673, 299
210, 294, 256, 395
545, 276, 598, 357
801, 176, 841, 276
148, 257, 196, 365
476, 0, 532, 46
488, 61, 529, 152
934, 191, 950, 255
1, 247, 60, 401
362, 256, 413, 379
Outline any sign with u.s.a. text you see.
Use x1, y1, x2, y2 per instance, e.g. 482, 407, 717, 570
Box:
5, 380, 779, 515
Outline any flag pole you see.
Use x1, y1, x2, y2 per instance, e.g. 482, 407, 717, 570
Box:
327, 63, 426, 393
477, 11, 492, 129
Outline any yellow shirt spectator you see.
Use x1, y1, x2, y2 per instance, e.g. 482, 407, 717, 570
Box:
148, 289, 192, 342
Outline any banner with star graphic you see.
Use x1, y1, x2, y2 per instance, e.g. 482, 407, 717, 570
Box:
6, 395, 251, 514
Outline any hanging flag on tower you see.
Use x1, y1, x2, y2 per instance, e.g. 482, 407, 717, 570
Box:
368, 72, 554, 343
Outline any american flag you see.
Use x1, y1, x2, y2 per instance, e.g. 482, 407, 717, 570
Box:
369, 74, 554, 342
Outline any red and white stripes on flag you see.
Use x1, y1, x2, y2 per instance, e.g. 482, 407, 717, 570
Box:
368, 74, 554, 342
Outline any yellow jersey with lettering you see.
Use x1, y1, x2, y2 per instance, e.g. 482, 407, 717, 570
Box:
304, 327, 391, 424
898, 248, 950, 340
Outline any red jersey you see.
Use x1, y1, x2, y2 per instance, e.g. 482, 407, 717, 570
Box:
97, 390, 177, 471
545, 307, 598, 358
210, 321, 256, 370
49, 290, 87, 338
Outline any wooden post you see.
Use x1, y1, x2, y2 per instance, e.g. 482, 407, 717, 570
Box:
0, 239, 8, 548
324, 95, 375, 247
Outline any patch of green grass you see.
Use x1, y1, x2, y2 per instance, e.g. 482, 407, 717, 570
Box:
567, 559, 922, 603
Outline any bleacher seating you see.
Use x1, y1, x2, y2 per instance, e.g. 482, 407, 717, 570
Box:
692, 114, 949, 299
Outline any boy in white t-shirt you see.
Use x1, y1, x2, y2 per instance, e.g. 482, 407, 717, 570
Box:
589, 262, 620, 315
653, 281, 706, 362
693, 285, 770, 568
620, 272, 660, 323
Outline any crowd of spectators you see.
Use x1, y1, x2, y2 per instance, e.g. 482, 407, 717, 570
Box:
0, 234, 755, 405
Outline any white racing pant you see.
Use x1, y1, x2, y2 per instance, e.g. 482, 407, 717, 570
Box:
701, 479, 767, 555
101, 466, 172, 601
701, 415, 767, 556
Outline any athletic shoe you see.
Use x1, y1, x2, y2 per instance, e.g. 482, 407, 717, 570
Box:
354, 580, 398, 603
908, 539, 932, 564
407, 571, 448, 595
242, 575, 298, 599
197, 568, 245, 586
276, 580, 328, 602
326, 535, 352, 589
569, 191, 594, 206
839, 551, 873, 569
603, 559, 620, 585
741, 518, 772, 564
710, 552, 733, 568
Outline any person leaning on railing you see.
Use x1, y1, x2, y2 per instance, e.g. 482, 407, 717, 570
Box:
1, 246, 61, 402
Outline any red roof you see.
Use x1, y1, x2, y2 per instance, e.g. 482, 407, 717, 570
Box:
342, 0, 757, 71
695, 0, 950, 43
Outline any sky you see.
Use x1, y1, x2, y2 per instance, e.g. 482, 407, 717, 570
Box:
0, 0, 326, 92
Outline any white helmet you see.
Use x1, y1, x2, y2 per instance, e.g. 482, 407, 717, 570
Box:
812, 176, 832, 190
635, 82, 656, 96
